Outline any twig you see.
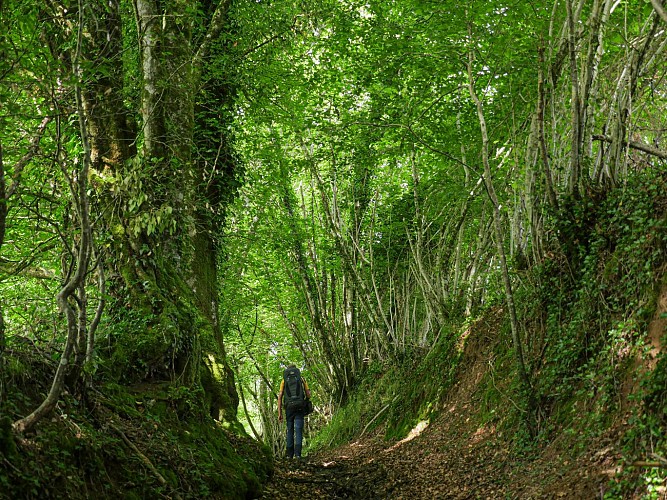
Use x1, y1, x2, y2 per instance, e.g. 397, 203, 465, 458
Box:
290, 477, 341, 484
360, 396, 398, 437
2, 457, 21, 474
109, 422, 182, 500
650, 453, 667, 466
592, 134, 667, 159
6, 116, 53, 199
650, 0, 667, 24
632, 460, 667, 469
488, 358, 526, 414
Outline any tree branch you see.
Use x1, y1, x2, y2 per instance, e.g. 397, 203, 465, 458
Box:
0, 237, 59, 280
237, 381, 262, 441
13, 0, 93, 435
194, 0, 232, 68
632, 461, 667, 469
349, 120, 481, 176
241, 21, 296, 59
593, 134, 667, 159
110, 422, 182, 498
360, 396, 397, 437
5, 116, 52, 200
650, 0, 667, 24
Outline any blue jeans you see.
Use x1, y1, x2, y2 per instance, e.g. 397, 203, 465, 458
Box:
285, 408, 304, 458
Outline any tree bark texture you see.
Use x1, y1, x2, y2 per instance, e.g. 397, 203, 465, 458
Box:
10, 0, 242, 431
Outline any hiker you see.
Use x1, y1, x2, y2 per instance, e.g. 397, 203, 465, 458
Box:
278, 365, 311, 459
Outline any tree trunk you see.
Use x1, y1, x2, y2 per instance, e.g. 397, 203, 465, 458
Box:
537, 45, 559, 210
566, 0, 582, 197
650, 0, 667, 24
467, 30, 535, 434
0, 140, 5, 353
134, 0, 165, 161
607, 14, 660, 184
14, 0, 242, 428
278, 164, 344, 395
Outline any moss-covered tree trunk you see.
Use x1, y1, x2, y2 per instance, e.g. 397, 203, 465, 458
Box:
44, 0, 241, 420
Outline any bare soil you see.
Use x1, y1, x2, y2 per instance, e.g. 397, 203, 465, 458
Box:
261, 402, 624, 499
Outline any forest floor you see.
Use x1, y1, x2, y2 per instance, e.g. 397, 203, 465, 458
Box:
260, 318, 633, 500
260, 414, 624, 499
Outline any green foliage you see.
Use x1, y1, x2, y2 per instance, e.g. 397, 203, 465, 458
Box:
642, 353, 667, 421
308, 358, 404, 451
475, 330, 519, 428
96, 248, 216, 385
102, 300, 194, 383
2, 1, 666, 498
385, 334, 461, 439
311, 329, 461, 450
532, 167, 666, 410
106, 156, 187, 240
496, 165, 667, 470
605, 349, 667, 498
309, 390, 366, 450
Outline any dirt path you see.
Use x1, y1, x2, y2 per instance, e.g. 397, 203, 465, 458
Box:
260, 453, 389, 499
261, 427, 517, 499
260, 345, 623, 500
260, 310, 631, 499
260, 409, 620, 499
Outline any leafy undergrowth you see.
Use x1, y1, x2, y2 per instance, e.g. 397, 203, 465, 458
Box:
261, 304, 666, 499
0, 350, 272, 500
308, 323, 461, 453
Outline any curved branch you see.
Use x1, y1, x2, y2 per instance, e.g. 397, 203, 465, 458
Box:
13, 0, 93, 435
6, 117, 52, 200
593, 134, 667, 159
238, 382, 262, 441
194, 0, 232, 68
86, 248, 105, 368
110, 422, 182, 499
349, 120, 481, 177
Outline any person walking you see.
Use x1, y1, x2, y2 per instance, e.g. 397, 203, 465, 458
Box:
278, 365, 311, 459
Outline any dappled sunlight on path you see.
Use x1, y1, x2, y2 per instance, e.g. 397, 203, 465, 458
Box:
260, 406, 620, 499
259, 309, 626, 499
